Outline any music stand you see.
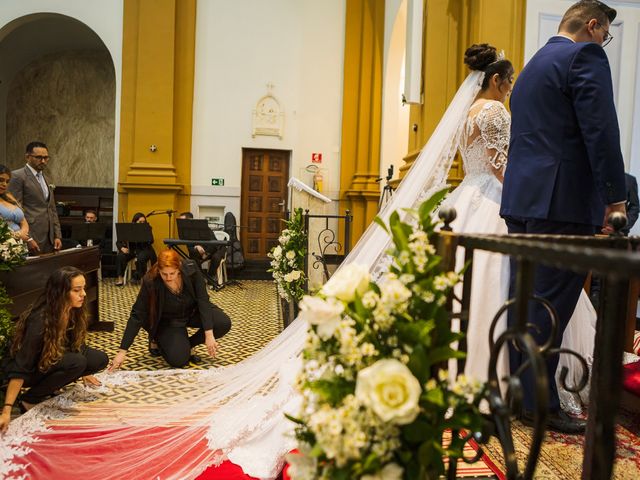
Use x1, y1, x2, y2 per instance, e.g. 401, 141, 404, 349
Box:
177, 219, 241, 289
72, 222, 107, 247
115, 223, 154, 244
176, 219, 214, 241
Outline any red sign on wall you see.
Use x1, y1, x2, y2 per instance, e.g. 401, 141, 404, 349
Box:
311, 153, 323, 163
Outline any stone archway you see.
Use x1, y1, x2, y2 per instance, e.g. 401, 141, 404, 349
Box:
0, 13, 115, 188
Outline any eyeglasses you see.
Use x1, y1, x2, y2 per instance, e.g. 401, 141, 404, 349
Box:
28, 154, 50, 161
593, 22, 613, 47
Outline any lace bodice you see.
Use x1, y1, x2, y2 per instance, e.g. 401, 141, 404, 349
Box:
458, 100, 510, 177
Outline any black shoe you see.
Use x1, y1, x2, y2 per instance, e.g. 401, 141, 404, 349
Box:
148, 342, 161, 357
189, 354, 202, 365
520, 410, 586, 435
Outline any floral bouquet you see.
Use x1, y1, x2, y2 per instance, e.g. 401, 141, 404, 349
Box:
287, 190, 486, 480
269, 208, 307, 303
0, 217, 27, 272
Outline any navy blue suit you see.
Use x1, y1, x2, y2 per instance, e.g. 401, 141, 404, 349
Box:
500, 37, 626, 412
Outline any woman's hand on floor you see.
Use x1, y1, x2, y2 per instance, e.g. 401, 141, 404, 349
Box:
205, 331, 218, 358
82, 375, 101, 387
109, 350, 127, 372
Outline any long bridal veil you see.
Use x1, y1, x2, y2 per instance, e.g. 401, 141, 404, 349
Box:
0, 72, 483, 480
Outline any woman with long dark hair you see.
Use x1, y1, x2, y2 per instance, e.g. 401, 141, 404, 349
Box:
0, 164, 37, 251
110, 249, 231, 369
0, 266, 108, 432
115, 212, 157, 286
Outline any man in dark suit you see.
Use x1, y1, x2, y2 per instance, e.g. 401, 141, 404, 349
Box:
500, 1, 626, 434
8, 141, 62, 254
622, 173, 639, 235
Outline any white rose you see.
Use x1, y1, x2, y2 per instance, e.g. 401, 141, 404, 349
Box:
290, 270, 301, 280
299, 295, 344, 339
286, 250, 296, 260
272, 245, 282, 259
321, 263, 370, 303
284, 272, 293, 282
361, 463, 404, 480
355, 359, 421, 425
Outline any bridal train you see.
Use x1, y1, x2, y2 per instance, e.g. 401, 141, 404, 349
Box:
0, 69, 597, 478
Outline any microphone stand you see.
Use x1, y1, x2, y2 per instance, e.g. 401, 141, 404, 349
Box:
146, 209, 177, 238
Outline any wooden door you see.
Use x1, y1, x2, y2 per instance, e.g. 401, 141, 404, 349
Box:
241, 148, 290, 260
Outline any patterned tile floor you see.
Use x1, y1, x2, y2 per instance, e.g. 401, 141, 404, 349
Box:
88, 278, 284, 369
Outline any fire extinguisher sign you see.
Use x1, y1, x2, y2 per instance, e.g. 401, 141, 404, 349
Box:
311, 153, 322, 163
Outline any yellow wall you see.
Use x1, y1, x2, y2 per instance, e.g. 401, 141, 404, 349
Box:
338, 0, 386, 242
118, 0, 196, 249
340, 0, 525, 245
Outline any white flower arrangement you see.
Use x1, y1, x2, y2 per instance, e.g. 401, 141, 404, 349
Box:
0, 217, 27, 358
0, 218, 27, 271
268, 208, 307, 302
287, 189, 486, 480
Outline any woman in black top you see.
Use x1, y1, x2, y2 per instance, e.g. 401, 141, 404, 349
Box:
110, 249, 231, 369
0, 266, 108, 432
115, 212, 158, 286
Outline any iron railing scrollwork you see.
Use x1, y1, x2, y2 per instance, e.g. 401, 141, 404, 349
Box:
302, 210, 352, 290
433, 211, 640, 480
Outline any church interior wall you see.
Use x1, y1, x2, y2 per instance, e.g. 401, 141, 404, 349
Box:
0, 0, 123, 210
6, 50, 115, 188
189, 0, 346, 222
380, 0, 410, 190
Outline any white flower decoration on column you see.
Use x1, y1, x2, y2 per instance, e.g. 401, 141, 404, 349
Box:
286, 250, 296, 260
361, 463, 404, 480
272, 245, 282, 259
321, 263, 370, 302
355, 359, 421, 425
299, 295, 345, 339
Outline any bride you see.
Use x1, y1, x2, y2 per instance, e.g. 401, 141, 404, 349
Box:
440, 44, 596, 419
0, 46, 595, 480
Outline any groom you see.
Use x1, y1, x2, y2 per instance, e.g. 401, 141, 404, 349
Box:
500, 0, 626, 434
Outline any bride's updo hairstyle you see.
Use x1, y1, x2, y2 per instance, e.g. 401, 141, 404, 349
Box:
464, 43, 514, 91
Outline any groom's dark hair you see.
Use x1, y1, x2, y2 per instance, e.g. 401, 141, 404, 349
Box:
559, 1, 617, 33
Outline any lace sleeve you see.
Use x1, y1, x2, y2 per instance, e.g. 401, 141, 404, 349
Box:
476, 101, 510, 170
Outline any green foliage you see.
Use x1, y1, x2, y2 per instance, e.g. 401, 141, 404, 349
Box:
0, 218, 25, 358
268, 208, 307, 303
0, 284, 13, 358
289, 188, 487, 480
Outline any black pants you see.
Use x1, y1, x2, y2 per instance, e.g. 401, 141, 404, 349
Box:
505, 217, 595, 413
156, 304, 231, 367
116, 247, 157, 278
22, 347, 109, 404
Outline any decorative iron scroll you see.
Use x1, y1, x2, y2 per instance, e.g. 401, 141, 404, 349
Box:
434, 211, 639, 480
301, 210, 352, 286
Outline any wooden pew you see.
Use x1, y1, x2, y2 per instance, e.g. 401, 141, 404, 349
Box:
0, 246, 113, 331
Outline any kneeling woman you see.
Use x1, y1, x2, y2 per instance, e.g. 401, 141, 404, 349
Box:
111, 249, 231, 369
1, 267, 108, 432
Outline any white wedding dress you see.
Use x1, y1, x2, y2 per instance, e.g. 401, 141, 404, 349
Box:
0, 71, 594, 479
442, 98, 596, 414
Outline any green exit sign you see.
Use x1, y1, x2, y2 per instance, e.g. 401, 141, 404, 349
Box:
211, 178, 225, 186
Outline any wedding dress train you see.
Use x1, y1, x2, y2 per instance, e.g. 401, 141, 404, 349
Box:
442, 98, 596, 414
0, 70, 593, 479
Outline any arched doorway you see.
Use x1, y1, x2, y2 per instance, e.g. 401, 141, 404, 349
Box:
0, 13, 115, 188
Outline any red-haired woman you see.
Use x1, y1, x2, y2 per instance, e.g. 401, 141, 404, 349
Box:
0, 266, 108, 432
110, 249, 231, 369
